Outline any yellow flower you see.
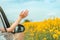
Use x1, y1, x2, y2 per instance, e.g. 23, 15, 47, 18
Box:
54, 30, 60, 35
53, 34, 58, 39
42, 38, 47, 40
49, 29, 53, 33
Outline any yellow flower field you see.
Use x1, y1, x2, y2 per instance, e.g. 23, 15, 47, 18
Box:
23, 17, 60, 40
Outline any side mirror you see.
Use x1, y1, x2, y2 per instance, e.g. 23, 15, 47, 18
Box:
14, 24, 25, 33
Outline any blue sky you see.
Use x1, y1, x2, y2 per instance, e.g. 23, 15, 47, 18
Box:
0, 0, 60, 22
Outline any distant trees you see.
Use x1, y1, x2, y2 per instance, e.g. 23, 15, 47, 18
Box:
24, 19, 31, 22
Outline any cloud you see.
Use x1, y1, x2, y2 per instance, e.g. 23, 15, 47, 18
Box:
47, 12, 57, 18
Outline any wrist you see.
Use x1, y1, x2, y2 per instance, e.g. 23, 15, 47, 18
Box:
18, 16, 23, 20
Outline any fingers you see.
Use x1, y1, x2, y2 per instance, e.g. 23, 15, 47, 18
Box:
20, 9, 28, 15
20, 9, 29, 18
23, 9, 29, 17
20, 10, 24, 15
20, 10, 24, 14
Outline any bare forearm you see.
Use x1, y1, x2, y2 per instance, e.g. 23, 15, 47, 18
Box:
7, 17, 22, 32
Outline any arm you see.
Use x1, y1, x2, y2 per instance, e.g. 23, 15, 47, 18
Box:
7, 17, 22, 32
0, 16, 22, 32
0, 10, 28, 32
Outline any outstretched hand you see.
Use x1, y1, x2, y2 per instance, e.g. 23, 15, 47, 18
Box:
20, 9, 29, 19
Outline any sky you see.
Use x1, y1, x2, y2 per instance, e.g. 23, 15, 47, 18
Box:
0, 0, 60, 22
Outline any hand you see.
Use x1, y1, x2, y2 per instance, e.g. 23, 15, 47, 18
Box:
20, 9, 29, 19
